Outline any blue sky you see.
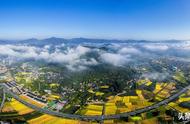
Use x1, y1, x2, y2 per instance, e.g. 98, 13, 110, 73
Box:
0, 0, 190, 40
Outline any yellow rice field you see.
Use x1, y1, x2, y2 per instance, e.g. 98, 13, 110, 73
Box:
1, 102, 15, 112
28, 114, 89, 124
84, 104, 103, 115
9, 98, 34, 115
168, 102, 190, 113
20, 95, 45, 107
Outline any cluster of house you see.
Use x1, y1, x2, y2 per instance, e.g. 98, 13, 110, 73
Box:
4, 81, 47, 103
4, 80, 71, 112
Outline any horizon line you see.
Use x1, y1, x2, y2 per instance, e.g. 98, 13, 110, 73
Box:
0, 36, 189, 42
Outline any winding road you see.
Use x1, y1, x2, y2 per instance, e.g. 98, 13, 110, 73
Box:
0, 83, 190, 121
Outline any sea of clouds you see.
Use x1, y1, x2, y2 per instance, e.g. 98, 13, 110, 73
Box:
0, 41, 190, 71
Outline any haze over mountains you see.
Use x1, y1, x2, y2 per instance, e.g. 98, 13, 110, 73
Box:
0, 37, 186, 46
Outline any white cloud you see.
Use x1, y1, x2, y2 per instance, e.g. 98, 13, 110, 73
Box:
66, 65, 87, 71
118, 47, 140, 54
141, 72, 169, 81
0, 44, 98, 71
143, 44, 169, 51
0, 45, 39, 58
177, 45, 190, 51
100, 52, 129, 66
44, 45, 51, 49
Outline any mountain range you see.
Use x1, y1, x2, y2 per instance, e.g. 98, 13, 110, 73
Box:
0, 37, 185, 46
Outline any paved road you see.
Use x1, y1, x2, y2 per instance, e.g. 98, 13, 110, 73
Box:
0, 87, 5, 112
1, 83, 190, 121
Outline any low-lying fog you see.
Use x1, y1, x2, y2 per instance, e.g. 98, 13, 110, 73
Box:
0, 39, 190, 72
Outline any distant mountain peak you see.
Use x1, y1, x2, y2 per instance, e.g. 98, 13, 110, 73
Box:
21, 38, 39, 42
